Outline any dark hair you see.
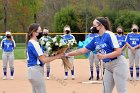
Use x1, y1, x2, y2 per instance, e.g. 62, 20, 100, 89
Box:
116, 26, 124, 31
26, 23, 40, 47
96, 17, 111, 31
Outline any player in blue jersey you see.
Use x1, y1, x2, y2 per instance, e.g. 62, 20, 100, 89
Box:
62, 25, 75, 80
126, 24, 140, 81
1, 31, 16, 80
65, 17, 128, 93
40, 28, 52, 80
86, 27, 100, 80
26, 23, 64, 93
116, 26, 127, 56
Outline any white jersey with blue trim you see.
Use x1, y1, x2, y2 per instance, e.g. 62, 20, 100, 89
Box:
85, 31, 120, 63
27, 40, 44, 67
125, 32, 140, 47
116, 35, 126, 48
0, 38, 16, 52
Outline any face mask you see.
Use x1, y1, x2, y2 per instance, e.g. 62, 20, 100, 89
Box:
65, 30, 70, 34
133, 29, 137, 33
6, 36, 11, 38
36, 32, 43, 39
91, 27, 99, 33
43, 34, 48, 36
117, 32, 123, 35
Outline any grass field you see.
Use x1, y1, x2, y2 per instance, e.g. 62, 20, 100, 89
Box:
0, 43, 86, 60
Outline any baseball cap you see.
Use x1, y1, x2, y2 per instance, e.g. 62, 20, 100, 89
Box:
5, 31, 11, 35
64, 27, 70, 31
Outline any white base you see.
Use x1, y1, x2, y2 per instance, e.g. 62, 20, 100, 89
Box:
81, 81, 102, 84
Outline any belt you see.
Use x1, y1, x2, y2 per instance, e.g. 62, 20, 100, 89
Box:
104, 57, 117, 63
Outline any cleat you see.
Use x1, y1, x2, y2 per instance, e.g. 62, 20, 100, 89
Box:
71, 75, 75, 80
136, 77, 139, 81
130, 77, 134, 81
10, 76, 14, 80
64, 76, 68, 80
89, 76, 93, 80
3, 76, 7, 80
46, 77, 50, 80
96, 76, 100, 80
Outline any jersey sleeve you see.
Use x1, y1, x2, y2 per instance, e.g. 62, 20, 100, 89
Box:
0, 39, 4, 49
85, 38, 96, 51
30, 42, 43, 57
108, 32, 120, 48
125, 34, 129, 43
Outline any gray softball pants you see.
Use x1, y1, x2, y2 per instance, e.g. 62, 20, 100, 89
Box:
103, 55, 128, 93
128, 48, 140, 68
2, 52, 14, 69
28, 66, 46, 93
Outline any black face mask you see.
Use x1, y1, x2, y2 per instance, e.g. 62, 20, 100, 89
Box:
65, 30, 70, 34
91, 27, 99, 33
36, 32, 43, 39
6, 36, 11, 38
133, 29, 137, 33
117, 32, 123, 35
43, 34, 48, 36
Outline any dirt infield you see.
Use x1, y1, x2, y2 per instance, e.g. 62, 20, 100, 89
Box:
0, 59, 140, 93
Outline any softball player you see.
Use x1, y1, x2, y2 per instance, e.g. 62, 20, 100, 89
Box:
66, 17, 128, 93
62, 25, 75, 80
126, 24, 140, 81
116, 26, 127, 56
26, 23, 63, 93
40, 28, 52, 80
0, 31, 16, 80
86, 30, 100, 80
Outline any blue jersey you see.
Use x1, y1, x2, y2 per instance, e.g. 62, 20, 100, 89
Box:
116, 35, 126, 48
63, 34, 75, 41
125, 32, 140, 47
27, 40, 44, 67
86, 31, 120, 63
0, 38, 16, 52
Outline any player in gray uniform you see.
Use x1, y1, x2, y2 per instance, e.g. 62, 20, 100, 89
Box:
40, 28, 52, 80
66, 17, 128, 93
1, 31, 16, 80
126, 24, 140, 81
26, 23, 64, 93
63, 25, 75, 80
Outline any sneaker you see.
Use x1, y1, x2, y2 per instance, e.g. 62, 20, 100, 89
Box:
10, 76, 14, 80
96, 76, 100, 80
71, 75, 75, 80
3, 76, 7, 80
89, 76, 93, 80
64, 76, 68, 80
136, 77, 139, 81
46, 77, 50, 80
130, 77, 134, 81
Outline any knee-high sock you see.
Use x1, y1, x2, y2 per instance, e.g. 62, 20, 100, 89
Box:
136, 67, 139, 77
96, 67, 100, 77
10, 67, 14, 76
3, 68, 7, 76
47, 68, 50, 77
130, 67, 133, 77
90, 66, 93, 77
65, 72, 68, 76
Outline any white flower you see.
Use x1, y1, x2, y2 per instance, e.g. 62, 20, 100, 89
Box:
55, 42, 59, 46
46, 42, 50, 46
40, 40, 45, 45
52, 37, 57, 42
59, 43, 63, 47
48, 47, 52, 51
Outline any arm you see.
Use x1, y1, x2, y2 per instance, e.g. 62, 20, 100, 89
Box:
66, 48, 90, 56
121, 44, 127, 51
134, 44, 140, 49
126, 42, 134, 50
38, 53, 63, 64
97, 48, 121, 60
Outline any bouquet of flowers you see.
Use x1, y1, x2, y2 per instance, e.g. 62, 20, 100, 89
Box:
40, 35, 77, 70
